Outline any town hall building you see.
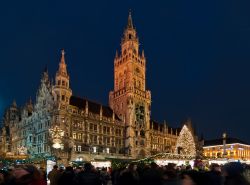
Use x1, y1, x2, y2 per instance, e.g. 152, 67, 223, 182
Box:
0, 13, 197, 164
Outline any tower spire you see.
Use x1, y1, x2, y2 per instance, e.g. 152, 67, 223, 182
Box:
109, 13, 151, 158
60, 49, 65, 64
127, 10, 134, 29
53, 49, 72, 105
57, 49, 68, 76
12, 99, 17, 107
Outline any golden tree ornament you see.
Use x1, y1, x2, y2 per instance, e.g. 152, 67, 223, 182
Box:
49, 125, 64, 149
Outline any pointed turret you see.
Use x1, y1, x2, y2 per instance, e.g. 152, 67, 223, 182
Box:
61, 49, 65, 64
57, 49, 68, 77
100, 105, 103, 120
12, 99, 17, 108
85, 101, 89, 115
127, 11, 134, 29
121, 11, 138, 46
44, 65, 48, 74
52, 49, 72, 105
142, 50, 145, 58
41, 66, 49, 84
26, 97, 33, 114
115, 50, 118, 58
28, 96, 32, 105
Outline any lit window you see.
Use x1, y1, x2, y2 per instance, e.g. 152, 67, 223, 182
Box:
93, 147, 97, 153
73, 133, 76, 139
73, 145, 76, 151
78, 145, 81, 151
107, 148, 110, 153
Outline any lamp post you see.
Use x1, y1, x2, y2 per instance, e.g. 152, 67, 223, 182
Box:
223, 133, 227, 157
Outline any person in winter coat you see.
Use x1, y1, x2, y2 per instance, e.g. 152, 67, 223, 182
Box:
48, 165, 61, 185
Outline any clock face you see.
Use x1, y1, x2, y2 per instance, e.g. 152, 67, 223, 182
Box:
135, 104, 145, 124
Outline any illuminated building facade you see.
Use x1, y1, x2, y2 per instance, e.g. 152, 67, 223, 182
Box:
0, 13, 195, 164
203, 136, 250, 161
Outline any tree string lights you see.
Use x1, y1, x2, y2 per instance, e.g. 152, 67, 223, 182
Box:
175, 125, 196, 157
49, 125, 64, 149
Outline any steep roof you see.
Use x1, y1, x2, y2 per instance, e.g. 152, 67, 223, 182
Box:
69, 96, 121, 120
204, 137, 249, 147
150, 120, 181, 135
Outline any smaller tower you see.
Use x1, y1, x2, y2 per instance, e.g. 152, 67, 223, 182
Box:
9, 100, 18, 123
52, 50, 72, 106
26, 97, 33, 115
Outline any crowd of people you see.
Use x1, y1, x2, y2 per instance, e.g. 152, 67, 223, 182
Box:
0, 161, 249, 185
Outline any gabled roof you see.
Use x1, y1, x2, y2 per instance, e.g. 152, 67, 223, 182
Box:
204, 137, 249, 147
69, 96, 121, 120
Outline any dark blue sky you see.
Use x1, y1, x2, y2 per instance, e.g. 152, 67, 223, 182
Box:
0, 0, 250, 142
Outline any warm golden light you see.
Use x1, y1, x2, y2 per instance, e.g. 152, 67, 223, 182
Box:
52, 143, 61, 149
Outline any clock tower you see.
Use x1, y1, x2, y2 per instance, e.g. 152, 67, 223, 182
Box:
109, 12, 151, 158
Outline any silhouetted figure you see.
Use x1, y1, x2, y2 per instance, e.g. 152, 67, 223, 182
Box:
223, 162, 250, 185
140, 162, 162, 185
74, 163, 101, 185
58, 166, 75, 185
48, 165, 61, 185
100, 167, 110, 185
118, 163, 139, 185
206, 163, 222, 185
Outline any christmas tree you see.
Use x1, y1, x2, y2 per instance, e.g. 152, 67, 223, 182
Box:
175, 125, 196, 156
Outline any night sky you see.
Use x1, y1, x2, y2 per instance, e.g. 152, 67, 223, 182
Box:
0, 0, 250, 142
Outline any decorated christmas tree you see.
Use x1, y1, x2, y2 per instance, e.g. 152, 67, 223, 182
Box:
175, 125, 196, 156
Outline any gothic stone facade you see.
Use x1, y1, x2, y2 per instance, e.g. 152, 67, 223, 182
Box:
0, 13, 186, 163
